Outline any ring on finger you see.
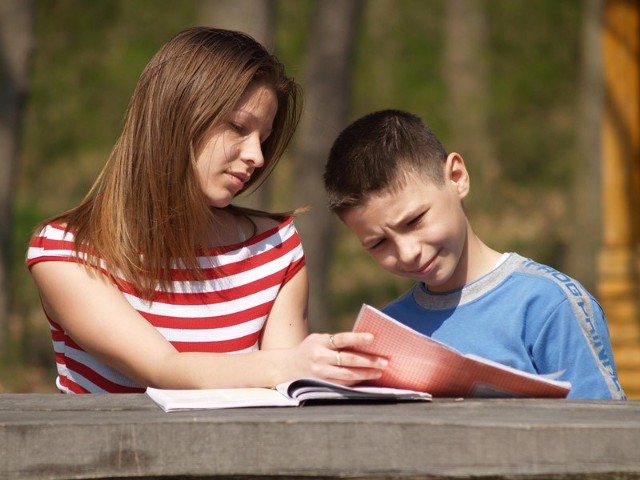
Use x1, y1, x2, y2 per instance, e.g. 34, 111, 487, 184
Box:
336, 351, 342, 367
328, 335, 337, 350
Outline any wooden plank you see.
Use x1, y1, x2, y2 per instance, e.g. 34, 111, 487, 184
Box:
599, 0, 640, 401
1, 394, 639, 479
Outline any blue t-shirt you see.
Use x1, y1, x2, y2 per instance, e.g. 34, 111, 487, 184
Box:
383, 253, 626, 399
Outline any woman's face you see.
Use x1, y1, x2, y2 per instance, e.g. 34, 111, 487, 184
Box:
195, 82, 278, 208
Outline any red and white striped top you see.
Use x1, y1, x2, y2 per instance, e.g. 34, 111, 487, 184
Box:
26, 217, 305, 394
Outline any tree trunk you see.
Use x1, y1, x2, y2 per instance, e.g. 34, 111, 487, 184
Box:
443, 0, 498, 204
198, 0, 275, 210
293, 0, 362, 332
0, 0, 34, 351
566, 0, 604, 293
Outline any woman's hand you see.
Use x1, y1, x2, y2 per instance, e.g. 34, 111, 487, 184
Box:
288, 332, 388, 386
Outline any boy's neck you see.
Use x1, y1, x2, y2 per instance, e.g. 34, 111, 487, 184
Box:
427, 225, 502, 293
465, 231, 503, 282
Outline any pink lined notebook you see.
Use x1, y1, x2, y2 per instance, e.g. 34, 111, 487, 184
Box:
352, 304, 571, 398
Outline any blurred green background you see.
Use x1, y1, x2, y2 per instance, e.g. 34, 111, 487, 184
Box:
3, 0, 602, 392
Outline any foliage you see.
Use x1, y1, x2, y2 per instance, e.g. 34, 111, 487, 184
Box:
487, 0, 583, 187
5, 0, 200, 392
5, 0, 590, 391
20, 0, 198, 216
330, 0, 587, 326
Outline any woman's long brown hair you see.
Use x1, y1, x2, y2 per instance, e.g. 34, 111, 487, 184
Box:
42, 27, 302, 299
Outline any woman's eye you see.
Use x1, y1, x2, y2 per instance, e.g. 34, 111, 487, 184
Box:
230, 122, 245, 134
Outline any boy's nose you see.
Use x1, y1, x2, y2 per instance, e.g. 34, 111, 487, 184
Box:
395, 236, 421, 269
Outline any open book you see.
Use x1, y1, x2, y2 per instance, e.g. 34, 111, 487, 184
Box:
352, 304, 571, 398
146, 378, 431, 412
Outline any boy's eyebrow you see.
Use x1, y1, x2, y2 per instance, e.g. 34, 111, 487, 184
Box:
360, 208, 422, 248
387, 207, 424, 230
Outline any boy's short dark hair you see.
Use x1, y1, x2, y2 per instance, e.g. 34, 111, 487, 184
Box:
324, 109, 448, 214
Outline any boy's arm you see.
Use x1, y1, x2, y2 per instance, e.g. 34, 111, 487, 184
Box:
532, 296, 625, 400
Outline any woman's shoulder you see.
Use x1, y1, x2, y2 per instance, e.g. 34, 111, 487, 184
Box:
26, 221, 77, 267
29, 221, 73, 244
224, 203, 292, 236
205, 209, 297, 251
248, 213, 294, 236
239, 214, 300, 248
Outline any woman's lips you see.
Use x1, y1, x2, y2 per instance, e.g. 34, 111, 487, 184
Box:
226, 171, 251, 189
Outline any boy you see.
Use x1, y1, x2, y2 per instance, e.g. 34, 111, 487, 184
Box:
324, 109, 625, 399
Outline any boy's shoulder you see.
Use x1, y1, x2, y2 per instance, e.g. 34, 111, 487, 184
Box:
505, 253, 591, 300
387, 253, 593, 312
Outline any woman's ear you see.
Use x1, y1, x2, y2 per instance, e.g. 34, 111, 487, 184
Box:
445, 152, 470, 199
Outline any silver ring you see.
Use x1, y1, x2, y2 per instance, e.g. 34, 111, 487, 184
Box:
329, 335, 337, 350
336, 351, 342, 367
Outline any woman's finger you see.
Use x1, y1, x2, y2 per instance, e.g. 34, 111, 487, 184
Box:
333, 350, 388, 369
325, 366, 385, 385
327, 331, 374, 350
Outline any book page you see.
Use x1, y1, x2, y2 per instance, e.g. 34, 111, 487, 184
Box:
352, 304, 570, 398
277, 378, 431, 402
146, 387, 299, 412
147, 378, 430, 412
464, 354, 571, 388
352, 304, 469, 394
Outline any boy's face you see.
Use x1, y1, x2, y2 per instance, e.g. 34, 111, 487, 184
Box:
340, 153, 470, 293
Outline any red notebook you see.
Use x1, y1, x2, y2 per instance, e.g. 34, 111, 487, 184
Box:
352, 304, 571, 398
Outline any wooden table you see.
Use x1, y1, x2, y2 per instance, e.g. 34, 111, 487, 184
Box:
1, 394, 639, 479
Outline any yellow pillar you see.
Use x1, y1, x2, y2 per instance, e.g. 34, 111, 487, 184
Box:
598, 0, 640, 398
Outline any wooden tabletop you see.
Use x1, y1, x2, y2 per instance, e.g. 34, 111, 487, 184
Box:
1, 394, 639, 479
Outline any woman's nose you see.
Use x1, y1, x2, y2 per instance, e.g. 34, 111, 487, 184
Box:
241, 134, 265, 169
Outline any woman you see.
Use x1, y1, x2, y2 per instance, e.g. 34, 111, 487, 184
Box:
27, 27, 387, 394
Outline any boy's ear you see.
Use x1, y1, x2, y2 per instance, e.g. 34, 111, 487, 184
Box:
445, 152, 470, 198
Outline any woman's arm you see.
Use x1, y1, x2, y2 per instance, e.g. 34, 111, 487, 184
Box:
31, 261, 386, 389
259, 265, 309, 349
258, 265, 387, 385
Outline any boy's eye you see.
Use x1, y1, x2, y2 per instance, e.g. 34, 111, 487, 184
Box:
407, 213, 424, 227
367, 238, 385, 250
